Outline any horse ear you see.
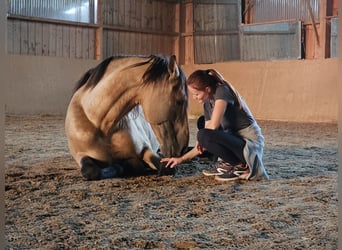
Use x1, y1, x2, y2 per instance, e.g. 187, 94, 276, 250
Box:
168, 55, 180, 80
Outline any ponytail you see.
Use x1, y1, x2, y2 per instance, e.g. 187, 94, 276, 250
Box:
206, 69, 244, 110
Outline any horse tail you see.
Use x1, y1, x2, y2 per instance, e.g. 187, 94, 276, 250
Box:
73, 56, 114, 93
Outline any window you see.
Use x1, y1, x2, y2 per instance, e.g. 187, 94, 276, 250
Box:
7, 0, 97, 24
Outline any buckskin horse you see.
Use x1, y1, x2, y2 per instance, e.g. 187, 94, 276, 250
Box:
65, 55, 189, 180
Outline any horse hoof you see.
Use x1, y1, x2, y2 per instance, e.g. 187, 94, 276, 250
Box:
159, 166, 176, 176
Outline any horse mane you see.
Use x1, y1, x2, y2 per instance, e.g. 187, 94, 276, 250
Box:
73, 54, 186, 93
73, 56, 114, 93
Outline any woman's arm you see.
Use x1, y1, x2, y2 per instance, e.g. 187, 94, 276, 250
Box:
160, 144, 201, 168
205, 99, 227, 130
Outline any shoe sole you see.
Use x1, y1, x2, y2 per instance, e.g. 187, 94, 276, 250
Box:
202, 171, 224, 176
214, 172, 250, 181
214, 175, 239, 181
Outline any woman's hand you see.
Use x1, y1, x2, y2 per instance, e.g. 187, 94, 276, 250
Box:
196, 141, 205, 154
160, 157, 183, 168
160, 143, 203, 168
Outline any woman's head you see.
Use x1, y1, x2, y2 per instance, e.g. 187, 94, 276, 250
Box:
187, 69, 243, 108
187, 69, 224, 103
187, 69, 218, 91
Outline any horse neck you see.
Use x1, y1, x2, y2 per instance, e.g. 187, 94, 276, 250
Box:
81, 66, 146, 134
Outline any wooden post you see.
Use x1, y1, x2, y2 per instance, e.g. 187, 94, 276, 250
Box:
178, 0, 194, 65
174, 2, 180, 62
95, 0, 103, 60
305, 0, 320, 46
319, 0, 327, 58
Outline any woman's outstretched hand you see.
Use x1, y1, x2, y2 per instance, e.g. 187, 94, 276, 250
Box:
160, 157, 183, 168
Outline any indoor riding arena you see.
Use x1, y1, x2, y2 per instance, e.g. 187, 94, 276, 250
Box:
2, 1, 339, 249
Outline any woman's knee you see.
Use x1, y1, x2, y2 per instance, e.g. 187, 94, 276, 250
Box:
197, 128, 211, 144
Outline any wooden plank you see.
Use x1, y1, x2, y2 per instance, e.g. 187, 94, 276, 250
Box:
62, 26, 70, 58
28, 22, 36, 55
82, 27, 89, 59
7, 20, 14, 53
35, 22, 43, 56
20, 21, 28, 54
69, 26, 76, 58
319, 0, 327, 58
49, 24, 57, 57
112, 31, 118, 55
305, 24, 316, 59
142, 0, 153, 30
102, 0, 109, 25
88, 28, 95, 59
122, 32, 129, 54
95, 0, 103, 60
106, 30, 114, 57
75, 27, 83, 59
12, 20, 21, 54
112, 0, 119, 26
153, 1, 162, 31
42, 23, 49, 56
56, 25, 63, 57
118, 0, 125, 26
124, 0, 131, 28
135, 0, 142, 29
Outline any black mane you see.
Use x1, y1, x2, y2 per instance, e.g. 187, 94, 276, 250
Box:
73, 56, 114, 93
73, 54, 186, 94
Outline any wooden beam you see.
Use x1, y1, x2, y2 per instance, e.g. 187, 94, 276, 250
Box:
319, 0, 327, 58
95, 0, 103, 60
305, 0, 320, 46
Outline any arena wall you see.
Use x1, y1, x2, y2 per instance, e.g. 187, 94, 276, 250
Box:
3, 56, 338, 123
183, 59, 338, 123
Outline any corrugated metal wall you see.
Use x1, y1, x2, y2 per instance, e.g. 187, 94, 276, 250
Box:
240, 21, 302, 61
252, 0, 320, 23
193, 0, 241, 63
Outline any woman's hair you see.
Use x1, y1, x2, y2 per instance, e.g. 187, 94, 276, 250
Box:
187, 69, 244, 109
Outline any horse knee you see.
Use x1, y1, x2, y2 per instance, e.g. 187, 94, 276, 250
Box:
197, 128, 211, 145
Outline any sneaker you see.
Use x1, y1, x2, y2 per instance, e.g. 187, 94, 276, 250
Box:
215, 164, 250, 181
202, 161, 233, 176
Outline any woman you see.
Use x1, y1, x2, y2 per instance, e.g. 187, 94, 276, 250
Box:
161, 69, 269, 181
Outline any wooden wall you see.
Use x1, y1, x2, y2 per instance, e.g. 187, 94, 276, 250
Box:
101, 0, 179, 58
7, 0, 181, 61
6, 0, 339, 63
7, 18, 96, 59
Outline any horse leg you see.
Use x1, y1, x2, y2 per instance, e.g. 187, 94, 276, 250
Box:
141, 148, 175, 175
158, 161, 176, 176
80, 156, 124, 180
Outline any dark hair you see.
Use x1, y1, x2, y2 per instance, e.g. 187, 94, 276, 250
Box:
187, 69, 244, 109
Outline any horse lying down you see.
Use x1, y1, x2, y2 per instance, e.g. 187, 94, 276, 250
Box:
65, 55, 189, 180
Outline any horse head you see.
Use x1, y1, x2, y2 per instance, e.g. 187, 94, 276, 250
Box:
139, 55, 189, 158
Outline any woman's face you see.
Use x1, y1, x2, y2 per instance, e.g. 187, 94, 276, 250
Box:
188, 85, 210, 104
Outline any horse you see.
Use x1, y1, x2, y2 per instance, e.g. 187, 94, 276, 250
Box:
65, 54, 189, 180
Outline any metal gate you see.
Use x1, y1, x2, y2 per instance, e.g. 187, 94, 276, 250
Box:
240, 21, 302, 61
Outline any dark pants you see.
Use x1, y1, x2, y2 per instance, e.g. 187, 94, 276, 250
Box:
196, 116, 246, 165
